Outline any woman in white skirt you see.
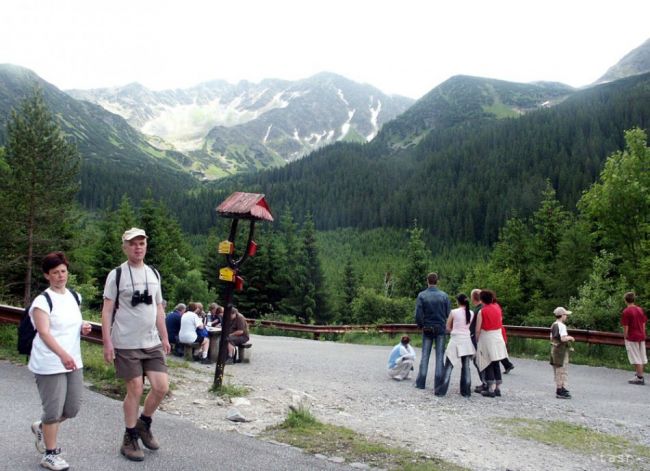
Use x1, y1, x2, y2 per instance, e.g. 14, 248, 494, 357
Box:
476, 290, 508, 397
435, 293, 476, 397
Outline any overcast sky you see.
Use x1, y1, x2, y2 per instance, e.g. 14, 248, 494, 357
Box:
2, 0, 649, 99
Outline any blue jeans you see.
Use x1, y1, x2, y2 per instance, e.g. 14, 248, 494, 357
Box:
435, 356, 472, 397
415, 329, 446, 389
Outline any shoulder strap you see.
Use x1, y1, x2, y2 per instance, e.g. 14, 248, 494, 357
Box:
114, 266, 122, 312
67, 288, 81, 306
148, 265, 160, 281
41, 291, 53, 312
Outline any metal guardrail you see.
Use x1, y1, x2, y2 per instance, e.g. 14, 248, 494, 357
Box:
1, 303, 643, 349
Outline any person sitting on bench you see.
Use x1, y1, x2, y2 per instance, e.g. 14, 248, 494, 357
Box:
179, 302, 209, 362
227, 307, 249, 362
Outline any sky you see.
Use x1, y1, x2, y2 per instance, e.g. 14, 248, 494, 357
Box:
2, 0, 649, 99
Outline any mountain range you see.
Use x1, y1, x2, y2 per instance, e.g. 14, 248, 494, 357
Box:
67, 73, 414, 179
0, 37, 649, 235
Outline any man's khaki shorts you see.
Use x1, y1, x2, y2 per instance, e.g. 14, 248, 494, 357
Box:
114, 345, 168, 380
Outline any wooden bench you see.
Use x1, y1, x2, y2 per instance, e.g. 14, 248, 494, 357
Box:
182, 342, 202, 361
235, 343, 252, 363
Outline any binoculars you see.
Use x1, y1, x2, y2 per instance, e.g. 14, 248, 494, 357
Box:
131, 289, 153, 306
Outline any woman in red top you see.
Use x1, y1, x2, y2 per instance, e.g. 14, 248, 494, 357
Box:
475, 290, 508, 397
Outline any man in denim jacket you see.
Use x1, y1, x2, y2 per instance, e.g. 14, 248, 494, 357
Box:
415, 272, 451, 391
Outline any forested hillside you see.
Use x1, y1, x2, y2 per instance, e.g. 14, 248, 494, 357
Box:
221, 72, 650, 244
0, 64, 197, 209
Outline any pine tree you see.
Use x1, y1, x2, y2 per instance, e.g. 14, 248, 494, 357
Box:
0, 88, 81, 304
397, 221, 430, 299
301, 214, 330, 324
342, 257, 359, 314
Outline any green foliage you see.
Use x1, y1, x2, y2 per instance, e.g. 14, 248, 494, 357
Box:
0, 87, 81, 304
396, 221, 431, 299
462, 262, 525, 324
171, 269, 216, 308
350, 288, 414, 324
568, 251, 628, 331
579, 127, 650, 298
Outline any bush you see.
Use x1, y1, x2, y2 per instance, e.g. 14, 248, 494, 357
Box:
349, 288, 414, 324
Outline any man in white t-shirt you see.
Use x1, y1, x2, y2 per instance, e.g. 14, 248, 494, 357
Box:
101, 228, 170, 462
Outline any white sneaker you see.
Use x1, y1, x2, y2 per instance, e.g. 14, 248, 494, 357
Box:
40, 449, 69, 470
31, 421, 45, 453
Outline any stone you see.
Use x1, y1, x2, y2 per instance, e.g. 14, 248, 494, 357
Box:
226, 408, 249, 422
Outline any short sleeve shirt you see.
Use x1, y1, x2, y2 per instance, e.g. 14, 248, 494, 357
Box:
179, 312, 202, 344
621, 305, 647, 342
550, 320, 568, 341
28, 288, 83, 375
231, 313, 249, 336
103, 262, 163, 349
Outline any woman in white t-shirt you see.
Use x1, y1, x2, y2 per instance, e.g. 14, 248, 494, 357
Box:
435, 293, 476, 397
28, 251, 92, 471
179, 302, 209, 361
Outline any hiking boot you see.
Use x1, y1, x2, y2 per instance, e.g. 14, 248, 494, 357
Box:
40, 449, 69, 471
481, 389, 496, 398
120, 432, 144, 461
504, 365, 515, 374
494, 389, 502, 397
628, 376, 645, 385
136, 418, 160, 450
31, 420, 45, 453
474, 385, 487, 394
556, 388, 571, 399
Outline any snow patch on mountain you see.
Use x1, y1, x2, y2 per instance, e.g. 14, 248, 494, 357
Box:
341, 109, 356, 137
263, 124, 273, 143
367, 97, 382, 140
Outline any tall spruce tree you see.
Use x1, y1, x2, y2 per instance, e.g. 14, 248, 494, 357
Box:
300, 214, 330, 324
0, 88, 80, 304
398, 221, 430, 299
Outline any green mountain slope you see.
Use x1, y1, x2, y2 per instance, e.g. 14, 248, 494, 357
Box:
227, 73, 650, 243
0, 64, 197, 208
375, 75, 574, 150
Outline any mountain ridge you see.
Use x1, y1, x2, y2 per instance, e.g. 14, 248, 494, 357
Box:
67, 72, 414, 178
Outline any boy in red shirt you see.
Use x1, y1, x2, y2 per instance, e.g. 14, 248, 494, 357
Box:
621, 292, 647, 385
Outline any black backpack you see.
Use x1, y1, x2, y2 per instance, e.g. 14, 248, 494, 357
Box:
17, 289, 81, 356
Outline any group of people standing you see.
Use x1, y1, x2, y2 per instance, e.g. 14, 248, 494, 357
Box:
389, 271, 647, 402
403, 272, 513, 398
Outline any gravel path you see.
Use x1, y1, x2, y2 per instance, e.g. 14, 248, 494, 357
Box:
162, 334, 650, 471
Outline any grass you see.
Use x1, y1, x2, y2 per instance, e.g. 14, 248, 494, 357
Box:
209, 381, 250, 398
261, 407, 468, 471
497, 418, 650, 469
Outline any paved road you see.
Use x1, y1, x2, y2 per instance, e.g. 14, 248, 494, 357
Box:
0, 360, 348, 471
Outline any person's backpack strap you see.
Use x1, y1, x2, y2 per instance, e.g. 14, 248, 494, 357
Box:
41, 291, 53, 313
67, 288, 81, 306
113, 266, 122, 312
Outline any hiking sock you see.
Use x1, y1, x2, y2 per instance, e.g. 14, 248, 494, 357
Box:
126, 426, 139, 438
201, 351, 208, 359
45, 449, 57, 455
139, 414, 152, 426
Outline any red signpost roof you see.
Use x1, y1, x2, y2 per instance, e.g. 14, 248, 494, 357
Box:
216, 192, 274, 221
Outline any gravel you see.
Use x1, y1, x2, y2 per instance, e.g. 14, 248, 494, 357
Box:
163, 334, 650, 471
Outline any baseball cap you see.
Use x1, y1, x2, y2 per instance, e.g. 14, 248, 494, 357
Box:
122, 227, 148, 242
553, 307, 572, 317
